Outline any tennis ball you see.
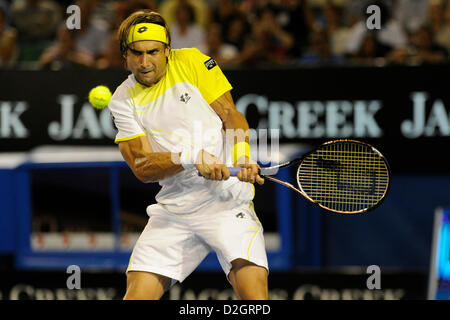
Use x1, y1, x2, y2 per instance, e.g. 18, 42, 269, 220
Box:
88, 85, 112, 109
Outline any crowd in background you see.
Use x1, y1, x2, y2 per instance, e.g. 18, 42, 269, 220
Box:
0, 0, 450, 70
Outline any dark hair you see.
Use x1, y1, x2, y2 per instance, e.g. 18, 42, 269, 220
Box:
117, 10, 171, 55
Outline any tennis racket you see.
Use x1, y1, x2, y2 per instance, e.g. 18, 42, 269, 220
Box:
228, 139, 391, 214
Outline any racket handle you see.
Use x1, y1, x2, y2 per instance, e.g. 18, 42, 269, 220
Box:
228, 167, 241, 176
197, 167, 241, 176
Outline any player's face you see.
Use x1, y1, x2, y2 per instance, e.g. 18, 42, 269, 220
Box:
126, 41, 170, 87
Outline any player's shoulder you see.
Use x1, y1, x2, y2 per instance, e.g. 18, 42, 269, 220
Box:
169, 47, 210, 65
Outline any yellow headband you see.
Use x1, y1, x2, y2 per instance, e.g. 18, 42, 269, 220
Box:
127, 23, 168, 45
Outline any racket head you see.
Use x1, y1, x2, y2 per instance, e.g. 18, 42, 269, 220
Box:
296, 139, 391, 214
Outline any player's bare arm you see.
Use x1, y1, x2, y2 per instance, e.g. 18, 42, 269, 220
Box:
118, 135, 184, 183
210, 91, 264, 185
119, 135, 230, 182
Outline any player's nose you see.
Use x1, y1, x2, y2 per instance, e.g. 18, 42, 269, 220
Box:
140, 53, 151, 68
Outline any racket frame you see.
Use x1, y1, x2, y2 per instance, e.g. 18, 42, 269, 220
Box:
258, 139, 391, 215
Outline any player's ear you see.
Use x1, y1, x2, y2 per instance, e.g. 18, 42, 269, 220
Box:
121, 42, 129, 59
122, 47, 128, 60
164, 45, 170, 58
122, 50, 129, 70
123, 53, 132, 71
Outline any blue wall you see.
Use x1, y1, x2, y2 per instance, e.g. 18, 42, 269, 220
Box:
0, 170, 15, 253
1, 167, 449, 270
321, 175, 450, 268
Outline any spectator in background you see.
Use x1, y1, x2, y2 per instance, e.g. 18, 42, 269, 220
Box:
223, 13, 250, 51
95, 31, 123, 69
0, 7, 18, 68
298, 26, 342, 65
267, 0, 313, 59
350, 31, 391, 65
72, 0, 111, 62
11, 0, 62, 42
429, 0, 445, 35
6, 0, 450, 69
429, 0, 450, 53
323, 2, 350, 57
239, 0, 269, 16
387, 24, 449, 65
38, 25, 94, 70
411, 25, 448, 64
111, 0, 158, 30
209, 0, 238, 42
344, 0, 407, 57
160, 0, 209, 28
170, 1, 206, 50
204, 23, 239, 67
0, 0, 12, 27
436, 0, 450, 53
394, 0, 429, 34
11, 0, 63, 68
239, 5, 294, 66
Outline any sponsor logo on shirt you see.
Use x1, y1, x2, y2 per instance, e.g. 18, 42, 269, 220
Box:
180, 92, 191, 103
204, 58, 217, 70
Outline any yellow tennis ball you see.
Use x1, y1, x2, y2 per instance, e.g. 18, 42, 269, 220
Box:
89, 85, 112, 109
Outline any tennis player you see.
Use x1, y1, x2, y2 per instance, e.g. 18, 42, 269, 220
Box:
108, 10, 268, 300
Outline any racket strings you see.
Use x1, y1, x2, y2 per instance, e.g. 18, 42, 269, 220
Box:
297, 142, 389, 213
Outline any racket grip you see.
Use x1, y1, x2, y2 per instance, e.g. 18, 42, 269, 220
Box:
197, 167, 241, 176
228, 167, 241, 176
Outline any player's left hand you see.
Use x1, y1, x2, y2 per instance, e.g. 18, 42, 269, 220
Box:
235, 156, 264, 185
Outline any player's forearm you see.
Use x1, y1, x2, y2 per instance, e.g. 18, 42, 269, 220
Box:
223, 109, 250, 144
119, 137, 184, 183
133, 152, 184, 183
210, 91, 253, 165
210, 91, 250, 144
224, 110, 255, 166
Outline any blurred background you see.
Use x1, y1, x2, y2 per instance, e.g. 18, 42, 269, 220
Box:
1, 0, 450, 300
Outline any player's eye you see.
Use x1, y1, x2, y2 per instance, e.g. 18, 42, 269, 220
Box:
130, 49, 142, 56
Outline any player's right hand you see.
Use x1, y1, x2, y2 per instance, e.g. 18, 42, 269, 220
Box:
195, 150, 231, 181
235, 156, 264, 185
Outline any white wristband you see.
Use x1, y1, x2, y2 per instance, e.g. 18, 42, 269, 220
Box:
180, 147, 202, 170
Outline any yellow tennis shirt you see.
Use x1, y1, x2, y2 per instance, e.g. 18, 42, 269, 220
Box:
108, 48, 253, 214
111, 48, 231, 144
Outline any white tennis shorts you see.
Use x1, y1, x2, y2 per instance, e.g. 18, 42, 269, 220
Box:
126, 200, 268, 286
